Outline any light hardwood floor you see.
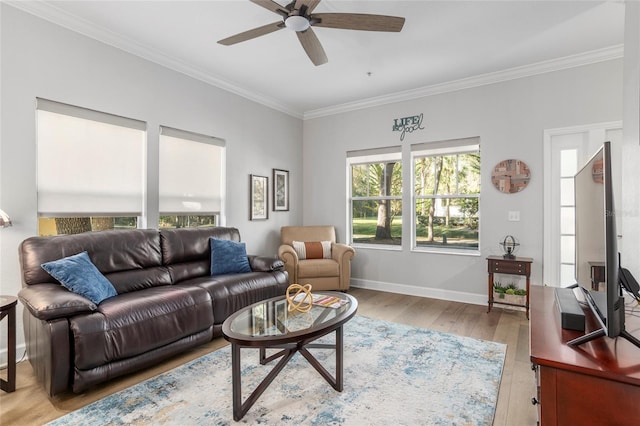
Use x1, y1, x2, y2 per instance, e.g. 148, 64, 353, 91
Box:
0, 288, 537, 425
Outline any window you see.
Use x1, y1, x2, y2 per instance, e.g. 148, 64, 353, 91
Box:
36, 98, 145, 236
159, 126, 225, 229
411, 138, 480, 252
347, 147, 402, 247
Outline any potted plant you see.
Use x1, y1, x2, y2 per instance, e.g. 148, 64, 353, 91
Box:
493, 282, 526, 306
493, 282, 507, 299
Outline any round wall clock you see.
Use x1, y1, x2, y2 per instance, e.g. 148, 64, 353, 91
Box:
491, 159, 531, 194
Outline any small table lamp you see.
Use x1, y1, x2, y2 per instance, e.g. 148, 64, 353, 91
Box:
0, 209, 12, 228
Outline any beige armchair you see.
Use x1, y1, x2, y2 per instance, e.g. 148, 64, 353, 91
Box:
278, 226, 355, 291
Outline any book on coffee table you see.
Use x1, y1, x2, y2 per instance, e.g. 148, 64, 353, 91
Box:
293, 293, 347, 309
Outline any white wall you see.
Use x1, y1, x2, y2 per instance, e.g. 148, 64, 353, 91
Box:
622, 1, 640, 275
0, 5, 302, 358
303, 60, 624, 304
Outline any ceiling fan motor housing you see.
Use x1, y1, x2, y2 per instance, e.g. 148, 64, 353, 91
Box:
285, 15, 310, 32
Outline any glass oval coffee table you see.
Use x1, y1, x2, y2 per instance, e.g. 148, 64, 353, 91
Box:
222, 291, 358, 421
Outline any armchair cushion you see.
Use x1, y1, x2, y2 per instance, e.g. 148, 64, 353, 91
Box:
298, 258, 339, 278
209, 238, 251, 275
292, 241, 332, 259
41, 251, 117, 304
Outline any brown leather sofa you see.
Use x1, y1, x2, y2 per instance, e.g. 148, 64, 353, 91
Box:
17, 227, 288, 397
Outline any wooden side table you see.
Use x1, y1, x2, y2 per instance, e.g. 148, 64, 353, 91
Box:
588, 261, 605, 290
486, 255, 533, 319
0, 295, 18, 393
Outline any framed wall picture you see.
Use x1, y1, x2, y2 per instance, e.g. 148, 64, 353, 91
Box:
273, 168, 289, 211
250, 174, 268, 220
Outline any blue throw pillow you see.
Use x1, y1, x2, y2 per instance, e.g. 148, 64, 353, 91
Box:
41, 251, 117, 304
210, 238, 252, 276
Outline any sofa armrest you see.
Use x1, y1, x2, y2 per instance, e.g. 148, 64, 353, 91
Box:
18, 284, 97, 321
248, 255, 285, 272
332, 243, 355, 263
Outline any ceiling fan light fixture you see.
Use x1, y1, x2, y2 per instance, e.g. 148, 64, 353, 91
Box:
285, 15, 310, 32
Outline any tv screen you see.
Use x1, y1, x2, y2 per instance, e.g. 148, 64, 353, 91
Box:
571, 141, 639, 348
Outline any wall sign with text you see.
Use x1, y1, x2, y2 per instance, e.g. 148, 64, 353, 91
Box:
392, 113, 425, 141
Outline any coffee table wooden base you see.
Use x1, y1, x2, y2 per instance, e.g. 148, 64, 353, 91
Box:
231, 326, 344, 421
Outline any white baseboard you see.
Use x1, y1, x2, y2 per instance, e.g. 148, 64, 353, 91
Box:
350, 278, 488, 306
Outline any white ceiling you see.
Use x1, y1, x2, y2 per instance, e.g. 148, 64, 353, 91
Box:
9, 1, 626, 118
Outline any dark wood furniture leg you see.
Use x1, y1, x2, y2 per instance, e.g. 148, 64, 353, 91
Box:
487, 269, 494, 314
0, 298, 17, 393
525, 274, 530, 319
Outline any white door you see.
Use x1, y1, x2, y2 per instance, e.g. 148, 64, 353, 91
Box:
543, 122, 622, 287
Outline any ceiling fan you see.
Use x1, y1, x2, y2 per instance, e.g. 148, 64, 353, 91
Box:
218, 0, 405, 66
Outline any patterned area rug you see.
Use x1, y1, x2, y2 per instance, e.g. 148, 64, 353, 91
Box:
48, 315, 506, 425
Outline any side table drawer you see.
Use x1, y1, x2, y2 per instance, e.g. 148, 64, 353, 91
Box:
489, 260, 529, 274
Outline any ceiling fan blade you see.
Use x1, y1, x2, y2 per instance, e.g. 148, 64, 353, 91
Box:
296, 28, 327, 66
217, 21, 284, 45
312, 13, 405, 32
250, 0, 289, 17
295, 0, 322, 14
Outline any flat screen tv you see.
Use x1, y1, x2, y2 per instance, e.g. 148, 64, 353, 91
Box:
569, 141, 640, 348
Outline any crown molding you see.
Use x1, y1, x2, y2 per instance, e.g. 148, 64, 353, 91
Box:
6, 1, 303, 119
7, 2, 623, 122
303, 44, 624, 120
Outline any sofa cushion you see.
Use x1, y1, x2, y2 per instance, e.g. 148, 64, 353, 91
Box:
210, 238, 251, 275
292, 241, 332, 260
20, 229, 166, 294
297, 258, 339, 278
41, 252, 117, 304
185, 270, 289, 325
70, 285, 213, 370
160, 227, 241, 266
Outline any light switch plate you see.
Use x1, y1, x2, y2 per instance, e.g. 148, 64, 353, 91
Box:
508, 211, 520, 221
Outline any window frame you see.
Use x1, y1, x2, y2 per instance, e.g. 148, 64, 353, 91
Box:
36, 98, 146, 236
347, 147, 403, 250
158, 126, 226, 229
410, 138, 481, 255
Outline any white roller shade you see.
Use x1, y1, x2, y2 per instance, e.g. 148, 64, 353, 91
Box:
36, 99, 146, 216
159, 126, 225, 214
347, 146, 401, 165
411, 136, 480, 157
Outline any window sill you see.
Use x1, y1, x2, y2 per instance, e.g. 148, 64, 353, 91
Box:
351, 243, 403, 252
411, 246, 481, 257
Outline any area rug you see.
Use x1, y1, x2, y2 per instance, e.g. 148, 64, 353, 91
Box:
47, 315, 506, 426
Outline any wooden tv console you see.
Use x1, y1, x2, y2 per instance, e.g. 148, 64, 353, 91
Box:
530, 285, 640, 425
